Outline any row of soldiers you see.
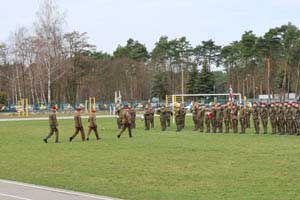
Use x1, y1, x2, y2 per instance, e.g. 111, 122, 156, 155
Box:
190, 101, 300, 135
43, 106, 101, 143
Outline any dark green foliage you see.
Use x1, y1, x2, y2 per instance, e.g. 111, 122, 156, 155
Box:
187, 65, 199, 94
151, 72, 168, 99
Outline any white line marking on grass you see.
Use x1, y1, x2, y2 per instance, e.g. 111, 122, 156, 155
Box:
0, 193, 33, 200
0, 179, 123, 200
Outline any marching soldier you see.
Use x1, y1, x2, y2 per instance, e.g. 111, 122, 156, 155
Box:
245, 103, 252, 128
192, 102, 199, 131
175, 104, 186, 132
239, 104, 246, 134
115, 106, 122, 129
157, 105, 168, 131
197, 104, 205, 132
286, 103, 294, 135
117, 105, 133, 138
211, 104, 217, 133
150, 106, 155, 128
43, 106, 59, 143
205, 107, 212, 133
295, 103, 300, 135
269, 103, 277, 134
252, 102, 260, 134
223, 103, 231, 133
231, 104, 239, 133
144, 105, 152, 130
260, 103, 269, 134
215, 104, 224, 133
70, 107, 85, 142
129, 104, 136, 129
166, 106, 173, 127
277, 103, 286, 134
87, 109, 100, 141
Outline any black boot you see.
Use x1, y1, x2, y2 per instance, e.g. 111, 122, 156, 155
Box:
43, 139, 48, 143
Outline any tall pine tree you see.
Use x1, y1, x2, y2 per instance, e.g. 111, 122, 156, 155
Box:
197, 59, 215, 94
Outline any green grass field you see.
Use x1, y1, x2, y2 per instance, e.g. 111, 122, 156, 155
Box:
1, 117, 300, 200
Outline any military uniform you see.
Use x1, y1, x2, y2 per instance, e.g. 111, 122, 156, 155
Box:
115, 107, 122, 129
117, 107, 132, 138
223, 105, 231, 133
269, 104, 277, 134
295, 104, 300, 135
197, 106, 205, 132
205, 108, 212, 133
150, 108, 155, 128
260, 104, 269, 134
166, 107, 173, 127
277, 105, 286, 134
252, 104, 260, 134
70, 108, 85, 141
43, 107, 59, 143
231, 105, 238, 133
215, 106, 223, 133
239, 106, 246, 134
211, 106, 217, 133
192, 103, 199, 131
286, 105, 294, 135
129, 106, 136, 129
175, 106, 186, 132
87, 110, 100, 141
245, 105, 251, 128
144, 106, 152, 130
158, 106, 167, 131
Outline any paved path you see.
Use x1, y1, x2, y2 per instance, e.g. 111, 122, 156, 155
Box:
0, 179, 122, 200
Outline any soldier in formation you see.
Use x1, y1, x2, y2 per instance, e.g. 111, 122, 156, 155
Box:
43, 106, 59, 143
117, 104, 133, 138
87, 109, 100, 141
70, 107, 86, 142
175, 104, 186, 132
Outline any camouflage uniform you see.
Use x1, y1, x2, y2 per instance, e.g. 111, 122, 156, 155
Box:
231, 105, 239, 133
239, 106, 246, 134
87, 111, 100, 140
215, 106, 223, 133
286, 105, 294, 135
245, 105, 252, 128
211, 106, 217, 133
296, 105, 300, 135
192, 103, 199, 131
175, 106, 186, 132
43, 108, 59, 143
197, 106, 205, 132
269, 104, 277, 134
150, 108, 155, 128
252, 104, 260, 134
223, 105, 231, 133
165, 107, 173, 127
117, 108, 132, 138
144, 106, 152, 130
277, 105, 286, 134
260, 104, 269, 134
205, 108, 212, 133
115, 107, 122, 129
70, 109, 85, 141
129, 106, 136, 129
157, 106, 167, 131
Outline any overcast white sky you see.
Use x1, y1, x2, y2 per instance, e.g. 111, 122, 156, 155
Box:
0, 0, 300, 53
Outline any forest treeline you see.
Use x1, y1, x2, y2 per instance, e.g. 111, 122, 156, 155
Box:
0, 0, 300, 105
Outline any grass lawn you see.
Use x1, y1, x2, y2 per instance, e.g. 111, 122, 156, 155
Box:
0, 117, 300, 200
